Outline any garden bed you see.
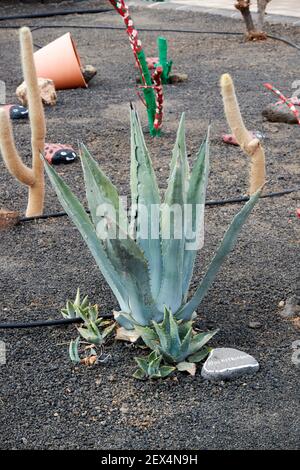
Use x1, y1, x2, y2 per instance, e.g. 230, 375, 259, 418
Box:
0, 0, 299, 450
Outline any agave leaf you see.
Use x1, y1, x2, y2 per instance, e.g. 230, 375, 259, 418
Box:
158, 349, 176, 364
89, 320, 99, 335
102, 212, 157, 326
77, 306, 88, 322
188, 346, 211, 363
44, 160, 130, 313
86, 305, 98, 323
159, 365, 176, 378
69, 337, 80, 363
182, 128, 210, 298
179, 326, 193, 359
169, 113, 190, 193
176, 188, 262, 320
178, 319, 193, 340
167, 308, 183, 358
133, 368, 146, 380
148, 350, 159, 362
176, 361, 196, 376
188, 330, 219, 356
81, 295, 89, 310
157, 117, 188, 312
130, 107, 162, 298
113, 311, 137, 330
152, 320, 169, 354
148, 354, 162, 376
74, 288, 81, 307
77, 326, 101, 345
135, 357, 150, 374
134, 325, 158, 350
80, 143, 128, 234
102, 322, 116, 339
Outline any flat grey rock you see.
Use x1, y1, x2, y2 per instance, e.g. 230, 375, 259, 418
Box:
201, 348, 259, 381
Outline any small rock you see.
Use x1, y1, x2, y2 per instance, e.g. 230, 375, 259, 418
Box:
120, 404, 129, 414
168, 73, 188, 84
21, 437, 28, 445
248, 321, 262, 329
280, 295, 300, 318
201, 348, 259, 381
81, 64, 97, 84
16, 77, 57, 106
278, 300, 285, 308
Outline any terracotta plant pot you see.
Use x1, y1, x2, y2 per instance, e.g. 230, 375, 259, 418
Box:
34, 33, 87, 90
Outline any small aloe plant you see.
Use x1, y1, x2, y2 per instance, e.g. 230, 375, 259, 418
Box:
46, 107, 262, 331
135, 307, 216, 374
133, 350, 175, 380
61, 289, 89, 319
62, 292, 115, 364
77, 308, 115, 346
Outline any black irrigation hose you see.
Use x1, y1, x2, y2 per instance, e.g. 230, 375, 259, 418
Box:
0, 22, 299, 51
0, 317, 83, 329
0, 8, 114, 22
205, 188, 300, 206
0, 314, 113, 330
18, 188, 300, 223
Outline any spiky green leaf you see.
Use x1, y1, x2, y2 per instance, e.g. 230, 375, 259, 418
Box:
135, 356, 150, 374
80, 143, 128, 234
69, 337, 80, 363
182, 129, 210, 298
188, 346, 211, 363
133, 368, 146, 380
176, 188, 262, 320
159, 365, 176, 378
101, 212, 158, 326
44, 159, 130, 313
188, 330, 219, 356
157, 116, 188, 312
130, 107, 162, 298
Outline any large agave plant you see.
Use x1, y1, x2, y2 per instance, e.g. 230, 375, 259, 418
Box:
45, 107, 261, 329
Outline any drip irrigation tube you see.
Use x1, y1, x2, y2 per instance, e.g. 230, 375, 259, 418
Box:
17, 188, 299, 223
0, 23, 298, 51
0, 8, 114, 21
0, 315, 112, 330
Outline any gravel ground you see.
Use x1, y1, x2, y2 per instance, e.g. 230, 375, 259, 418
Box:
0, 0, 299, 450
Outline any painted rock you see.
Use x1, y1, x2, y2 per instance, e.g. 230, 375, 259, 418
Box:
44, 143, 77, 165
201, 347, 259, 381
3, 104, 28, 120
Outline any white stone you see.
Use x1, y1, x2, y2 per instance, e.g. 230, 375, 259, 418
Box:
201, 347, 259, 381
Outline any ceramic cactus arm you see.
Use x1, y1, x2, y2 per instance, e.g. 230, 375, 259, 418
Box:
0, 27, 46, 217
157, 37, 172, 84
0, 110, 35, 186
220, 73, 266, 194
